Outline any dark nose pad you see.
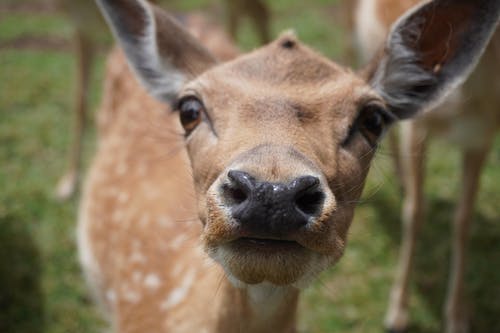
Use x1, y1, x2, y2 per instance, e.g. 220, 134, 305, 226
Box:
221, 170, 325, 236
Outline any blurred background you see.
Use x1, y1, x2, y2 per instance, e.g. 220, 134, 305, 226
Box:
0, 0, 499, 332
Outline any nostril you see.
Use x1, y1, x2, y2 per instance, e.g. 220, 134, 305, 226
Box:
223, 186, 248, 205
222, 170, 255, 206
290, 176, 325, 217
295, 190, 325, 215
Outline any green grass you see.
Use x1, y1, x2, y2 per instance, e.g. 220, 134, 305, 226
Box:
0, 47, 105, 332
0, 1, 499, 332
0, 14, 72, 41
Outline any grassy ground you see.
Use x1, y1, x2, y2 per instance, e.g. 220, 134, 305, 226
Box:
0, 1, 499, 332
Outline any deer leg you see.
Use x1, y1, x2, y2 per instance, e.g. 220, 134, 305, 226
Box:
388, 127, 405, 192
445, 145, 491, 333
55, 30, 94, 200
385, 121, 427, 333
247, 0, 271, 44
224, 0, 240, 41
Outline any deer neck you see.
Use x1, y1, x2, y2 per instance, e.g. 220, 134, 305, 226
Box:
214, 279, 299, 333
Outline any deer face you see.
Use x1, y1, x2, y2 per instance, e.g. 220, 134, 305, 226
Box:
97, 0, 500, 286
176, 36, 389, 285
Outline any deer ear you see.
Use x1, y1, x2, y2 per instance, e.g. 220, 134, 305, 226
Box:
369, 0, 500, 119
96, 0, 217, 103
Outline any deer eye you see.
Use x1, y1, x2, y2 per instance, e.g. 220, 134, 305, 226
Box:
178, 97, 204, 135
358, 105, 387, 144
343, 104, 392, 147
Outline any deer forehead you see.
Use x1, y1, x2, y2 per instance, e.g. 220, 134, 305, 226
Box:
182, 35, 374, 122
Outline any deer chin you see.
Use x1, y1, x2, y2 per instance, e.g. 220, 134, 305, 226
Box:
205, 240, 334, 287
203, 227, 341, 286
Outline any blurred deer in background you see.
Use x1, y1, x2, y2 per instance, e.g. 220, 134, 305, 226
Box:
55, 0, 270, 200
356, 0, 500, 332
79, 0, 498, 331
54, 0, 161, 200
54, 0, 104, 200
225, 0, 271, 44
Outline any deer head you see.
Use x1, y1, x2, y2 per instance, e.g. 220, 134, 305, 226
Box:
96, 0, 499, 287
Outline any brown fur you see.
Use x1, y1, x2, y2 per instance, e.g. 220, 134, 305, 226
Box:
82, 29, 379, 332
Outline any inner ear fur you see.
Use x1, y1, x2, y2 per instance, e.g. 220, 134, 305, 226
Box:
152, 5, 217, 76
96, 0, 217, 103
369, 0, 500, 119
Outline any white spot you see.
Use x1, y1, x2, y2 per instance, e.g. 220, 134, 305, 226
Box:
106, 289, 117, 304
130, 251, 147, 264
132, 271, 143, 283
111, 210, 125, 223
116, 162, 128, 176
170, 234, 188, 249
144, 273, 161, 290
132, 240, 142, 249
137, 163, 147, 176
139, 213, 150, 227
160, 269, 196, 310
123, 290, 141, 303
117, 191, 130, 204
157, 216, 170, 228
106, 187, 119, 199
144, 186, 160, 199
171, 264, 184, 277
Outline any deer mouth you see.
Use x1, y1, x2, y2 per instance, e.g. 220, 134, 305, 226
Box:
230, 237, 305, 253
208, 235, 325, 285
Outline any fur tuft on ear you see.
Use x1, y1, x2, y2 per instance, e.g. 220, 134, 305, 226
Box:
96, 0, 216, 103
370, 0, 500, 119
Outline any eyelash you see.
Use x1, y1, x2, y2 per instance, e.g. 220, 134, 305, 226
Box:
342, 104, 394, 147
175, 95, 218, 137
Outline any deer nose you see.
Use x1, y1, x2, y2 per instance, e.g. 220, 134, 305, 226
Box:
221, 170, 325, 236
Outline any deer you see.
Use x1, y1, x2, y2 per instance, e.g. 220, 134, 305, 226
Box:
53, 0, 104, 200
355, 0, 500, 332
225, 0, 271, 44
78, 0, 499, 331
54, 0, 270, 200
54, 0, 161, 200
